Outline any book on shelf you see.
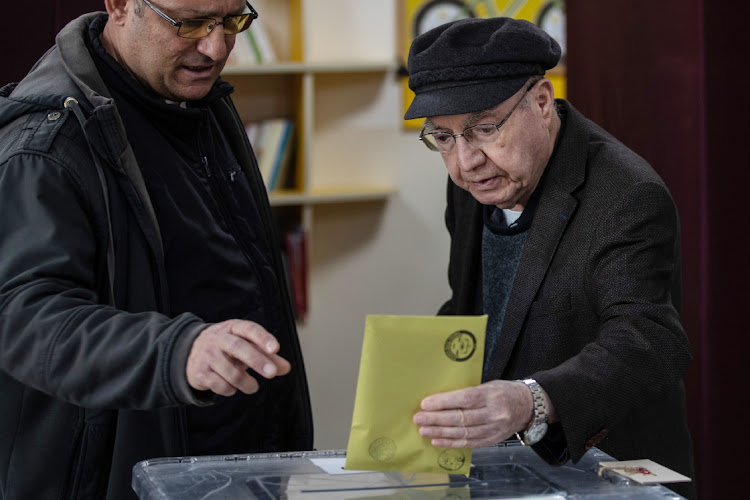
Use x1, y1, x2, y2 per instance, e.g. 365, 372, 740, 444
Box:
226, 30, 255, 67
246, 118, 295, 191
226, 18, 276, 67
267, 120, 294, 190
282, 226, 308, 320
247, 18, 276, 64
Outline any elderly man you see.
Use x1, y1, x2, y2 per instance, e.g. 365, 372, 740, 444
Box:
0, 1, 311, 499
407, 17, 695, 498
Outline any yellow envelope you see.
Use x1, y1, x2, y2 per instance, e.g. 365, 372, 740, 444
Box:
345, 314, 487, 476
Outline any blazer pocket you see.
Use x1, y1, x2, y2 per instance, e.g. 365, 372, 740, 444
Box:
528, 293, 572, 318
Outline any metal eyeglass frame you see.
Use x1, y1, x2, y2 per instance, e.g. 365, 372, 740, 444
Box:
141, 0, 258, 39
419, 82, 535, 153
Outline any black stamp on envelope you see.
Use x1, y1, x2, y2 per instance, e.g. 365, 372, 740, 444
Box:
368, 437, 397, 462
444, 330, 476, 362
437, 449, 466, 471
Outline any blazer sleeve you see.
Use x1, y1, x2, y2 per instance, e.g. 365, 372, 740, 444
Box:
533, 179, 692, 463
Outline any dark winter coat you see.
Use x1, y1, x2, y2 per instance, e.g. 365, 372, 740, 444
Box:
0, 13, 312, 500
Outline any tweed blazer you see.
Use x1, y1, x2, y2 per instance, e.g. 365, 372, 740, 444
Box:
438, 100, 694, 489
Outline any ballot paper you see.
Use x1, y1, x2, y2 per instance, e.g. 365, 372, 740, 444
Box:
345, 314, 487, 476
598, 459, 692, 484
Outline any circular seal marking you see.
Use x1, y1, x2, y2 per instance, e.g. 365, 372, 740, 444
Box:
444, 330, 476, 362
368, 437, 397, 462
437, 449, 466, 471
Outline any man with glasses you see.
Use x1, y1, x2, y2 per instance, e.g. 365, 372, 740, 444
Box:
407, 17, 695, 498
0, 1, 311, 498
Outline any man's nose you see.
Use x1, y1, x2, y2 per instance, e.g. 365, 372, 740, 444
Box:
196, 24, 229, 61
453, 136, 483, 171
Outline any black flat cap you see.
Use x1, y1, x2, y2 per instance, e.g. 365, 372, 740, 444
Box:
405, 17, 561, 119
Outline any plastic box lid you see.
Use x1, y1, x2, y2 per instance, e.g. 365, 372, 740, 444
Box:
132, 442, 684, 499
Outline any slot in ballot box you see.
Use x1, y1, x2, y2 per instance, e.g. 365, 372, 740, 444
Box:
132, 442, 685, 499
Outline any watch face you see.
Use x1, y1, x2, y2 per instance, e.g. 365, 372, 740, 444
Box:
524, 422, 549, 445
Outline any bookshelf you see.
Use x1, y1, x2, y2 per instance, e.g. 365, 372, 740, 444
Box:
222, 0, 399, 201
222, 0, 454, 451
222, 61, 399, 208
222, 0, 401, 322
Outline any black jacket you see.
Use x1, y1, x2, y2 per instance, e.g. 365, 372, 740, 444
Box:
440, 101, 695, 498
0, 13, 312, 500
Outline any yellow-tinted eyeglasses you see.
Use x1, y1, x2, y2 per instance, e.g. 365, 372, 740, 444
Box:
142, 0, 258, 39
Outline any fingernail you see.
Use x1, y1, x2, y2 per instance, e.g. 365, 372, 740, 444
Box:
266, 341, 278, 352
263, 363, 276, 376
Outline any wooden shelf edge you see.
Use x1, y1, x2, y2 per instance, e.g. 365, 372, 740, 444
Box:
223, 60, 398, 75
269, 186, 396, 206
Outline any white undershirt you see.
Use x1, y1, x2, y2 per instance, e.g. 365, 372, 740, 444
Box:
502, 208, 523, 227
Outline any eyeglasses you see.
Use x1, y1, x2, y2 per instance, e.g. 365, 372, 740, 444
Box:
142, 0, 258, 39
419, 83, 533, 154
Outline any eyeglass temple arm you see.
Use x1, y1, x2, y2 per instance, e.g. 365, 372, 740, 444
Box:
143, 0, 182, 27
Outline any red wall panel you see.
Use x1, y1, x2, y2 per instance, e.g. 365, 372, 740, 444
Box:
2, 0, 102, 84
567, 1, 750, 497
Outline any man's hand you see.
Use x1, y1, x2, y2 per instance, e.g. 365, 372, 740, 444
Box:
413, 379, 555, 448
186, 319, 291, 396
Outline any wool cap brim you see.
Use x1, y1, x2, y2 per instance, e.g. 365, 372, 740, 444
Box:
405, 17, 561, 120
405, 75, 532, 120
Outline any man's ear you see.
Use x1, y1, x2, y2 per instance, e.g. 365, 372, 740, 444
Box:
104, 0, 130, 22
534, 78, 556, 122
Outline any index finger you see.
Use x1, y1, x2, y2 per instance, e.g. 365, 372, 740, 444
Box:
225, 321, 291, 378
421, 386, 478, 411
228, 320, 282, 355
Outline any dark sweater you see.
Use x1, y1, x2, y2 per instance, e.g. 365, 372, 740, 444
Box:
481, 208, 529, 378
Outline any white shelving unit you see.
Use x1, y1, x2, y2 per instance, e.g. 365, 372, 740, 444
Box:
268, 185, 397, 207
223, 61, 398, 208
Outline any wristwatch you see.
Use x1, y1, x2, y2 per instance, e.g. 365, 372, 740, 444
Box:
519, 378, 549, 445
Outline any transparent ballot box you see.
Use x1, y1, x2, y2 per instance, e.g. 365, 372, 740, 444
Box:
132, 443, 684, 499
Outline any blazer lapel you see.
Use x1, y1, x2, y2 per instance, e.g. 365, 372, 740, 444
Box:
487, 101, 587, 379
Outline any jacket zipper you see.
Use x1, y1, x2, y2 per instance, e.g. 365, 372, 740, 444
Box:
201, 155, 211, 178
199, 143, 268, 306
